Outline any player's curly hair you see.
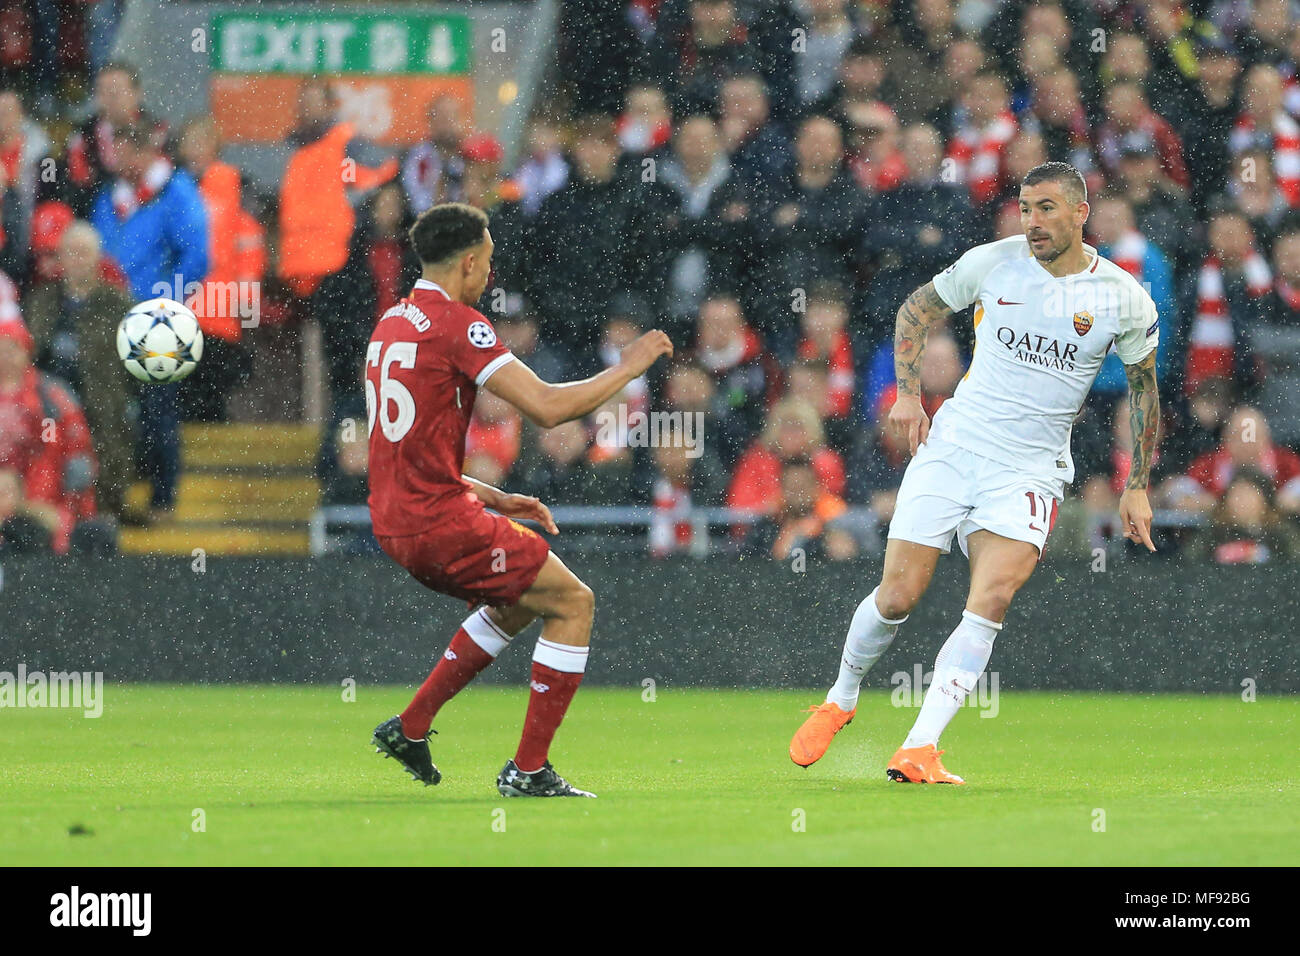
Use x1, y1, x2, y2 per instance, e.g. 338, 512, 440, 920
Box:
408, 202, 489, 266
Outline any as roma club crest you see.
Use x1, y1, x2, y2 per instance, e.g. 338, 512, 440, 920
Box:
1072, 310, 1094, 336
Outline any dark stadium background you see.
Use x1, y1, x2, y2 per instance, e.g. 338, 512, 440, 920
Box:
0, 0, 1295, 689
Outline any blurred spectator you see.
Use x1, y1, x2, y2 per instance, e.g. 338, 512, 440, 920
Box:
400, 94, 466, 215
843, 100, 907, 193
60, 61, 166, 217
758, 115, 866, 336
317, 418, 379, 553
464, 388, 522, 489
793, 0, 861, 109
718, 73, 793, 199
1183, 468, 1300, 564
1096, 83, 1189, 191
645, 0, 760, 116
1230, 63, 1300, 207
0, 88, 48, 268
793, 280, 854, 428
881, 0, 960, 124
866, 330, 961, 430
728, 396, 845, 516
865, 122, 976, 337
1023, 68, 1097, 184
0, 315, 99, 552
90, 123, 208, 514
528, 113, 669, 355
691, 294, 772, 465
1086, 195, 1176, 391
1158, 376, 1232, 477
493, 293, 570, 384
615, 84, 673, 160
513, 118, 568, 217
1249, 225, 1300, 445
812, 31, 889, 123
28, 199, 74, 288
277, 79, 396, 415
742, 457, 859, 560
1226, 146, 1290, 254
1115, 139, 1199, 278
926, 38, 988, 139
176, 115, 262, 422
1170, 406, 1300, 515
659, 114, 748, 329
0, 467, 53, 555
945, 72, 1017, 207
359, 183, 420, 326
1079, 396, 1173, 522
647, 436, 728, 558
24, 221, 134, 519
510, 419, 630, 506
1186, 204, 1272, 395
1183, 37, 1243, 212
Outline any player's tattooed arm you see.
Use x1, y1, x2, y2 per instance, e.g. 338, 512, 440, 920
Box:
1123, 350, 1160, 490
895, 281, 952, 396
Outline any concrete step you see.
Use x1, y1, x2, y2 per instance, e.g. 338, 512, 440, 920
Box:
118, 524, 310, 556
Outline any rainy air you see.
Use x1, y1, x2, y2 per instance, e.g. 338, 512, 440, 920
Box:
0, 0, 1291, 915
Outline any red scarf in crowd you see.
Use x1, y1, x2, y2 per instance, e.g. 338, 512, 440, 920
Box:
946, 109, 1017, 204
111, 157, 173, 220
1187, 251, 1272, 392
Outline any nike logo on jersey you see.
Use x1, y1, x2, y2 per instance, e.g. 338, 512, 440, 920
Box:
997, 296, 1024, 305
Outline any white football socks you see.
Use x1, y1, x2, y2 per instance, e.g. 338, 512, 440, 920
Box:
902, 609, 1001, 749
826, 587, 909, 711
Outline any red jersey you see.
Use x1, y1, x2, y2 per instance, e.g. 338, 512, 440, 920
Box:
366, 278, 515, 536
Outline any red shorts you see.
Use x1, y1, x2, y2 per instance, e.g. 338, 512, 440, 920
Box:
376, 506, 551, 607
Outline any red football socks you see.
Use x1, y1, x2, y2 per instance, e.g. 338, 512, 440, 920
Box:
514, 639, 589, 772
400, 627, 495, 739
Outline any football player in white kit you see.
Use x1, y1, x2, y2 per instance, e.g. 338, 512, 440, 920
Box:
790, 162, 1161, 783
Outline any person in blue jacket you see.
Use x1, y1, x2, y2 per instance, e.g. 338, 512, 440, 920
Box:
90, 123, 209, 517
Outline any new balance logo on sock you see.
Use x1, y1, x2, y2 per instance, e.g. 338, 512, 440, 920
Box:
444, 649, 458, 661
530, 680, 550, 693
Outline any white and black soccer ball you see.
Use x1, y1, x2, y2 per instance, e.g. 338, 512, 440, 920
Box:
116, 298, 204, 384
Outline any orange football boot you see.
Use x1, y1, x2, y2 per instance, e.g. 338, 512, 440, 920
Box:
789, 702, 855, 767
886, 744, 965, 784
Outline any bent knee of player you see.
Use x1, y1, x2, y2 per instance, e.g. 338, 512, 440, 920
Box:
875, 579, 923, 619
969, 578, 1020, 620
560, 579, 595, 625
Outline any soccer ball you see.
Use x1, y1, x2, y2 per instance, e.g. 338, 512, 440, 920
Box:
116, 298, 204, 383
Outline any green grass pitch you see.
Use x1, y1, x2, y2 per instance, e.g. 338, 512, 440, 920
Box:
3, 685, 1295, 865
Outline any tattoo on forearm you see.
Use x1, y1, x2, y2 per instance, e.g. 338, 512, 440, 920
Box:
1124, 351, 1160, 490
895, 282, 950, 396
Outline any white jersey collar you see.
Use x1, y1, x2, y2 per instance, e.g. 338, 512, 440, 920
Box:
414, 278, 452, 299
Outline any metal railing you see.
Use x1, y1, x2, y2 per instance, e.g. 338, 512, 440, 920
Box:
309, 504, 1210, 557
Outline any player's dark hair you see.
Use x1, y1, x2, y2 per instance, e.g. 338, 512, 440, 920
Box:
1021, 162, 1087, 204
408, 202, 489, 267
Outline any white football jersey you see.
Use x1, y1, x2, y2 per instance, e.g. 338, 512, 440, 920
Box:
928, 235, 1159, 484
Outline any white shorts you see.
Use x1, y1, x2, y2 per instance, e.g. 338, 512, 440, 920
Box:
887, 436, 1064, 558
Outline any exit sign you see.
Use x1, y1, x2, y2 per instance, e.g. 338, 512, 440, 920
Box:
211, 12, 472, 75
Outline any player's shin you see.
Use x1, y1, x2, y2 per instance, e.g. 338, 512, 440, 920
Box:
902, 609, 1001, 748
514, 637, 588, 773
826, 587, 908, 711
400, 607, 514, 739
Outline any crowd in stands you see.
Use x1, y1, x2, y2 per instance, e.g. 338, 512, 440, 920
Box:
9, 0, 1300, 567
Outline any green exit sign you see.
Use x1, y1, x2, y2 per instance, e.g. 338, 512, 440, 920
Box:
211, 12, 472, 75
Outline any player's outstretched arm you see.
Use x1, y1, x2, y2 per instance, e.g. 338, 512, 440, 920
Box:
890, 281, 953, 455
1119, 350, 1160, 552
485, 330, 673, 429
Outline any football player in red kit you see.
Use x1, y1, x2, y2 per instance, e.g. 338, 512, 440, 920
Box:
368, 202, 673, 797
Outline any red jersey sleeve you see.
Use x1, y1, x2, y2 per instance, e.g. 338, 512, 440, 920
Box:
445, 304, 515, 387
